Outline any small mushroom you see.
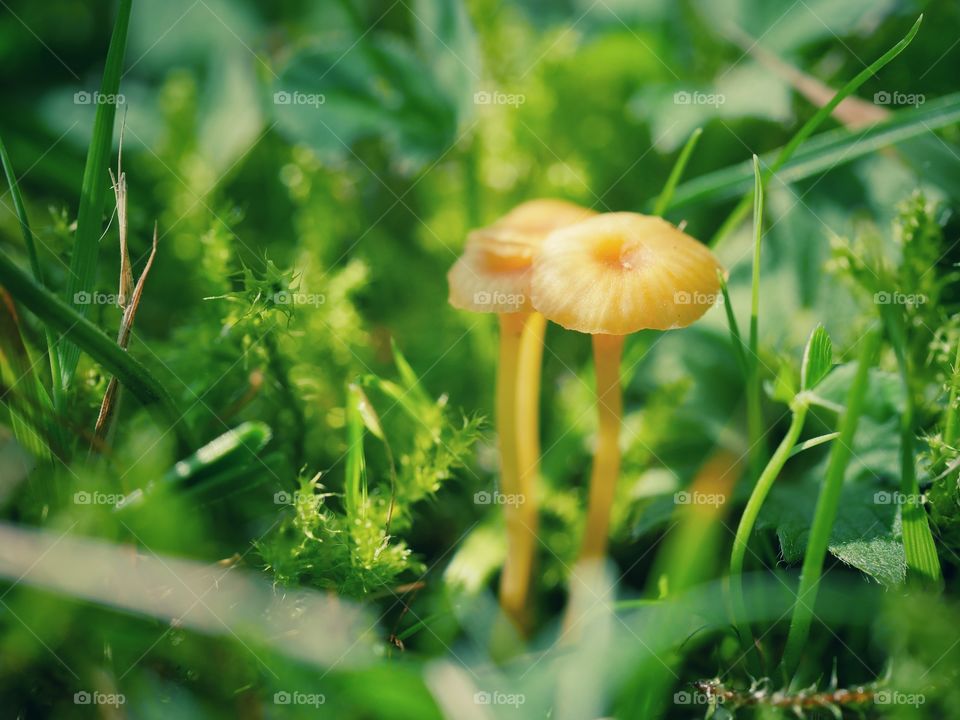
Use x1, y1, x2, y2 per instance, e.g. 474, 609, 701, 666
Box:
448, 199, 595, 630
531, 212, 723, 560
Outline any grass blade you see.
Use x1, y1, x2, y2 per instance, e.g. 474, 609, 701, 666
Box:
0, 290, 52, 459
782, 329, 880, 677
60, 0, 133, 388
0, 135, 64, 412
652, 127, 702, 217
879, 304, 943, 589
0, 249, 193, 450
663, 93, 960, 211
746, 155, 765, 481
718, 272, 747, 375
704, 15, 923, 247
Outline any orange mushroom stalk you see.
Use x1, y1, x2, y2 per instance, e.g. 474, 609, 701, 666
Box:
531, 212, 723, 561
449, 200, 595, 632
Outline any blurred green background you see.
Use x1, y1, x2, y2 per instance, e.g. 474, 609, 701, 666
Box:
2, 0, 960, 717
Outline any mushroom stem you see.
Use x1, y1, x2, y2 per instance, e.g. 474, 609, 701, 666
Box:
497, 312, 534, 630
513, 312, 545, 615
579, 333, 624, 560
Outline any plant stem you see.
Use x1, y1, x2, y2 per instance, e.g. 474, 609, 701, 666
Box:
782, 330, 879, 677
943, 340, 960, 449
880, 304, 943, 589
497, 312, 529, 631
0, 248, 194, 452
747, 155, 766, 482
579, 333, 625, 560
730, 401, 807, 657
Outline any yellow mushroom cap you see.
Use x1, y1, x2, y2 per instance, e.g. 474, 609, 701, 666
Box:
530, 212, 723, 334
448, 199, 596, 313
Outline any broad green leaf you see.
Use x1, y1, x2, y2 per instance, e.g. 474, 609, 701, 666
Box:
272, 1, 478, 170
800, 324, 833, 390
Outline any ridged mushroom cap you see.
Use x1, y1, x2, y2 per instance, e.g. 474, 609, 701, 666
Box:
530, 212, 723, 334
448, 199, 596, 313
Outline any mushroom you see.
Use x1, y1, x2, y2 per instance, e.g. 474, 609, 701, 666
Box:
448, 199, 595, 630
531, 212, 723, 560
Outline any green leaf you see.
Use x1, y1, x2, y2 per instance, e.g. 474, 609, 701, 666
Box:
665, 91, 960, 213
0, 249, 193, 451
801, 324, 833, 391
761, 478, 905, 586
271, 1, 478, 170
60, 0, 132, 387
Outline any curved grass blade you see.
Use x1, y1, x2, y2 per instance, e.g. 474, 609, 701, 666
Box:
782, 329, 880, 677
746, 155, 765, 481
709, 14, 922, 248
115, 422, 272, 509
0, 249, 193, 450
60, 0, 133, 388
664, 92, 960, 212
0, 136, 64, 413
652, 127, 702, 217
